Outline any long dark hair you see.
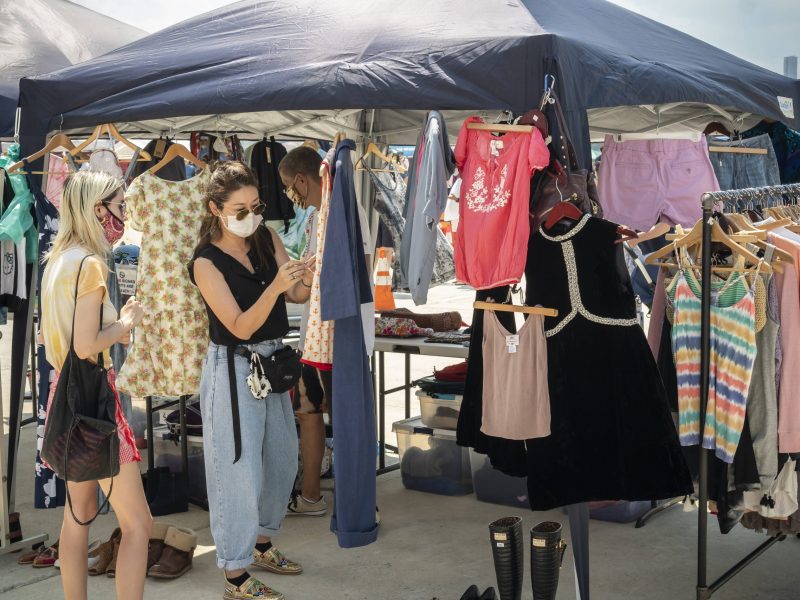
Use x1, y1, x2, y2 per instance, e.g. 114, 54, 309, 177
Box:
192, 161, 276, 268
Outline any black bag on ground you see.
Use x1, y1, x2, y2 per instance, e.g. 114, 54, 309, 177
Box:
40, 255, 120, 526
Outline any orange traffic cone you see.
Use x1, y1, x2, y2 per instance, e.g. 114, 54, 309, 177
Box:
374, 247, 396, 311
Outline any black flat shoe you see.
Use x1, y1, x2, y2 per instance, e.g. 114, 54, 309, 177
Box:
478, 588, 497, 600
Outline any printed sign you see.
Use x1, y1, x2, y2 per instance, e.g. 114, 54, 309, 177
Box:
778, 96, 795, 119
116, 264, 138, 296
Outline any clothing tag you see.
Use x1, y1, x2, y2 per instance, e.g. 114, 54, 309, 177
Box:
266, 146, 273, 163
490, 139, 504, 156
506, 334, 519, 354
778, 96, 795, 119
153, 139, 167, 159
116, 264, 138, 296
496, 542, 506, 548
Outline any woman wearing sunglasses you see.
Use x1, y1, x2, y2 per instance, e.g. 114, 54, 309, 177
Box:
189, 161, 311, 600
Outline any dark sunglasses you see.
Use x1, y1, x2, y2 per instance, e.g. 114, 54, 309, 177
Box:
231, 204, 266, 221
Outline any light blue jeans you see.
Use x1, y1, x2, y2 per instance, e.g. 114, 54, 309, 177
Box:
200, 340, 299, 570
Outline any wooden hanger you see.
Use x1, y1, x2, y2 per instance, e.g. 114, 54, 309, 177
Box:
466, 122, 534, 133
355, 142, 407, 173
69, 123, 152, 161
149, 143, 207, 175
646, 218, 772, 274
6, 133, 81, 174
626, 222, 670, 247
473, 301, 558, 318
708, 145, 767, 156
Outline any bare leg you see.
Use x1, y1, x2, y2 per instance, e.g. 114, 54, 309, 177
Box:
98, 462, 152, 600
297, 412, 325, 500
60, 480, 98, 600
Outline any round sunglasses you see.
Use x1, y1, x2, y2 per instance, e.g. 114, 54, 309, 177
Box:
227, 204, 266, 221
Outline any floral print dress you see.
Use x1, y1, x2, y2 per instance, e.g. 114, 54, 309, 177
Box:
117, 170, 210, 397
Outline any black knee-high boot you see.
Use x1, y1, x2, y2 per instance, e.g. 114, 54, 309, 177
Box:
530, 521, 568, 600
489, 516, 524, 600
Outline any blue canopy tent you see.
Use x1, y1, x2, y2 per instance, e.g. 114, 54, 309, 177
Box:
0, 0, 145, 138
11, 0, 800, 596
16, 0, 799, 160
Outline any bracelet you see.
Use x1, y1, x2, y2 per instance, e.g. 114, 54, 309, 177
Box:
300, 279, 312, 288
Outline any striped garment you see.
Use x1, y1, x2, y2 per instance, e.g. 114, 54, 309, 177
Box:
669, 270, 757, 463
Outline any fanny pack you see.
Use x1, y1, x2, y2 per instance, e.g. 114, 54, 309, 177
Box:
234, 346, 302, 398
225, 344, 302, 463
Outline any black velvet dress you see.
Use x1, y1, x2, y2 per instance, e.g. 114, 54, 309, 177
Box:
524, 215, 693, 510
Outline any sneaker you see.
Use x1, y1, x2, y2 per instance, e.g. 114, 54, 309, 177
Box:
223, 576, 284, 600
252, 547, 303, 576
286, 494, 328, 517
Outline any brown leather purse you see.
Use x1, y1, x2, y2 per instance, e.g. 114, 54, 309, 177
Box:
530, 92, 602, 230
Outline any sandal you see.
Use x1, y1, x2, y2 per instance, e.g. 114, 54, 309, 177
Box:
16, 542, 45, 565
88, 528, 121, 576
32, 541, 59, 568
106, 535, 122, 578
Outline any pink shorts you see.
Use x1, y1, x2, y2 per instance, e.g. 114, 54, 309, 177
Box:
598, 135, 720, 231
43, 368, 141, 471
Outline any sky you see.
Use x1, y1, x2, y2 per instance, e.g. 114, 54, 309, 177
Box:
72, 0, 798, 75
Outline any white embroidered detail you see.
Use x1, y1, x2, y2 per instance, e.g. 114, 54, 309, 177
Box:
545, 240, 639, 338
466, 164, 511, 213
538, 214, 591, 241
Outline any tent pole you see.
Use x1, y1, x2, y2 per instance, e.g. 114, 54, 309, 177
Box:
5, 265, 37, 510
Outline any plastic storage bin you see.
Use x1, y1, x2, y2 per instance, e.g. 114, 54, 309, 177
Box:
151, 426, 207, 502
469, 448, 530, 508
417, 390, 463, 430
393, 417, 473, 496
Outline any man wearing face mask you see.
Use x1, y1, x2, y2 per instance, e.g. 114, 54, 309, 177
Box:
278, 146, 374, 517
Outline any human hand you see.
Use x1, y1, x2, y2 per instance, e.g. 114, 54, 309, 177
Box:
119, 296, 144, 331
273, 260, 310, 293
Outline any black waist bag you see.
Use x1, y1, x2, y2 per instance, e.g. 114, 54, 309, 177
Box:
226, 345, 302, 463
41, 255, 119, 526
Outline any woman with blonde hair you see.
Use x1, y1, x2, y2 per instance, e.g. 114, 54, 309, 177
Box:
40, 170, 151, 600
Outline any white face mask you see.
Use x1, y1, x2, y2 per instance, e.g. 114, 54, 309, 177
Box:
222, 212, 263, 238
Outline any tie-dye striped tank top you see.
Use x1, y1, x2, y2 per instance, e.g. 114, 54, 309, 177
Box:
668, 266, 758, 463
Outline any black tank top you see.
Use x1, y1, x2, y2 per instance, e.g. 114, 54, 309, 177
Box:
189, 244, 289, 345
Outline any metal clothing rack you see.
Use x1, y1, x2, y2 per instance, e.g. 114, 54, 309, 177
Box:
695, 183, 800, 599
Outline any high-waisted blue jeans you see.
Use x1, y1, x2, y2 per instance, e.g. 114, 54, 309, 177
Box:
200, 340, 298, 570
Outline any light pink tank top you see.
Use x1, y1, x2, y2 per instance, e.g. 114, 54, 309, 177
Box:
481, 310, 551, 440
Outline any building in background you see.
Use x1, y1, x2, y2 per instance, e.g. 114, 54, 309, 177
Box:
784, 56, 798, 79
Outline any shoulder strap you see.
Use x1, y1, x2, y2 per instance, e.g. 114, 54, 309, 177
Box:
70, 254, 106, 367
70, 254, 93, 349
549, 92, 581, 174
